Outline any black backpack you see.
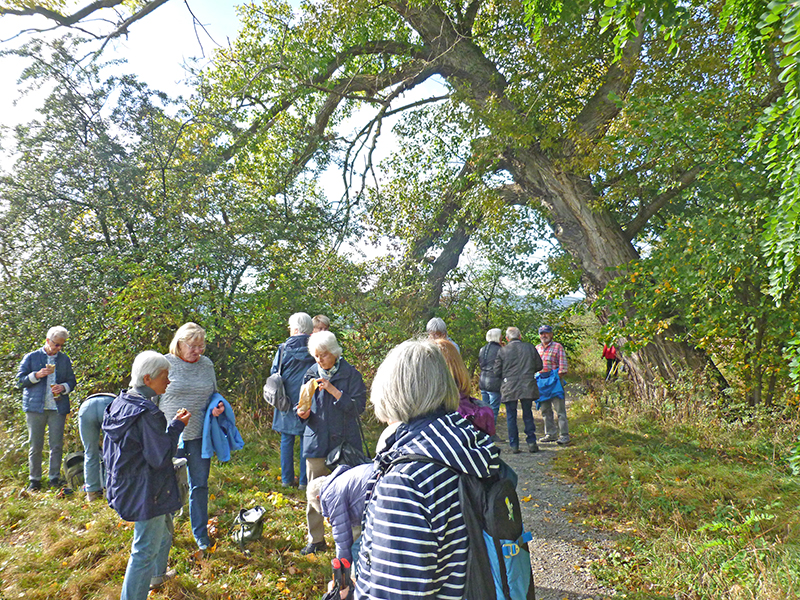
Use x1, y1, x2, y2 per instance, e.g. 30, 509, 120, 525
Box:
388, 454, 536, 600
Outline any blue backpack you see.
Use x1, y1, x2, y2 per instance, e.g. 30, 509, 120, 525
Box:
389, 454, 536, 600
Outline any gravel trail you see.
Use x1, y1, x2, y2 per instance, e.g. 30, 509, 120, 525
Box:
496, 387, 617, 600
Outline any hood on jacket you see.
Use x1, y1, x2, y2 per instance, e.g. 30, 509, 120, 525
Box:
379, 411, 500, 480
103, 390, 159, 443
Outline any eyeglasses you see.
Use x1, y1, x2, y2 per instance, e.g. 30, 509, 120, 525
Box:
182, 342, 206, 351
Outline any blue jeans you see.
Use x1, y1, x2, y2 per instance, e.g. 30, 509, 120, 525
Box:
78, 395, 113, 492
178, 438, 211, 548
504, 399, 537, 449
280, 432, 307, 487
120, 513, 173, 600
26, 410, 67, 482
481, 390, 501, 428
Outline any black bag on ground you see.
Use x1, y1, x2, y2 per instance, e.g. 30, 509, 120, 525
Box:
263, 346, 291, 412
388, 454, 536, 600
63, 451, 85, 491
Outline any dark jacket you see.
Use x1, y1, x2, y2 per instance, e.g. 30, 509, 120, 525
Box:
478, 342, 502, 392
301, 358, 367, 458
102, 388, 185, 522
494, 339, 543, 401
355, 411, 500, 600
271, 334, 317, 435
16, 349, 77, 414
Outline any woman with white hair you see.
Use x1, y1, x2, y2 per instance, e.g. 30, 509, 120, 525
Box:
354, 340, 500, 599
16, 325, 77, 491
158, 322, 222, 552
478, 327, 503, 437
271, 312, 317, 489
103, 351, 191, 600
296, 330, 366, 555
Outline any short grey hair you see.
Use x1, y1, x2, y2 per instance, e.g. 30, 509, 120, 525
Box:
130, 351, 170, 388
46, 326, 69, 342
371, 339, 459, 424
426, 317, 447, 336
289, 312, 313, 335
306, 474, 328, 514
485, 328, 502, 343
169, 322, 206, 356
506, 327, 521, 341
308, 331, 343, 358
312, 314, 330, 331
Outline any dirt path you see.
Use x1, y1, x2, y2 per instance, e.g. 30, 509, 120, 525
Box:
496, 387, 616, 600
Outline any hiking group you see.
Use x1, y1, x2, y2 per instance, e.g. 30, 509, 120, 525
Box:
16, 314, 571, 600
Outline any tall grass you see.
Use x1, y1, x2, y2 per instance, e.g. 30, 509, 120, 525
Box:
563, 378, 800, 599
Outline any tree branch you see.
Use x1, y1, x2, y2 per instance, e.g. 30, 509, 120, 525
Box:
623, 164, 701, 240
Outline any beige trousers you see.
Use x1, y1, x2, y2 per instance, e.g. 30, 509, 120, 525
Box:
306, 457, 331, 543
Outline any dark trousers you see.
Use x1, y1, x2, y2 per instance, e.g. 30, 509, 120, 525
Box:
504, 399, 537, 449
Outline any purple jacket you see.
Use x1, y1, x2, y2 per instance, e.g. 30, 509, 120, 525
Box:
102, 388, 185, 522
320, 462, 375, 561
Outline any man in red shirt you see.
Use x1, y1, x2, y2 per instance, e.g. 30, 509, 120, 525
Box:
536, 325, 570, 446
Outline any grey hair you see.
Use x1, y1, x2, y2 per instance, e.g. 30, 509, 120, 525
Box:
312, 314, 330, 331
289, 312, 313, 335
371, 339, 459, 424
308, 331, 343, 358
485, 328, 502, 343
169, 322, 206, 356
426, 317, 447, 336
306, 475, 328, 514
130, 351, 170, 388
46, 326, 69, 341
506, 327, 522, 340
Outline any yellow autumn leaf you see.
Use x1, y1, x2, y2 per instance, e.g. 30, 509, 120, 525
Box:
521, 495, 532, 502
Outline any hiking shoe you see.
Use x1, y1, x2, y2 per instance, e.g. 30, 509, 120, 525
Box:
150, 568, 177, 590
86, 490, 104, 502
511, 447, 521, 455
27, 479, 41, 492
539, 434, 558, 443
556, 436, 571, 446
49, 477, 67, 489
301, 540, 328, 555
528, 443, 540, 453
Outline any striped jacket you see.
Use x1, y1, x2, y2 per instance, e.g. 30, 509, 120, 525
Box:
355, 412, 500, 600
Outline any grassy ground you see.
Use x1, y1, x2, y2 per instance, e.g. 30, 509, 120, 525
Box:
556, 381, 800, 600
0, 409, 384, 600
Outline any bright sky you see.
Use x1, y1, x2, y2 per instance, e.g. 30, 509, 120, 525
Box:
0, 0, 243, 131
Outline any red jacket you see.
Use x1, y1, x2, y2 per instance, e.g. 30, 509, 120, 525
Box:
602, 345, 617, 360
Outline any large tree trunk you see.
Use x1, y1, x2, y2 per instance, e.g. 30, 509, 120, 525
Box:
388, 0, 725, 399
506, 149, 725, 394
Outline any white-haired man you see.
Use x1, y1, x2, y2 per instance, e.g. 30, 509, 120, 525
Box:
494, 327, 542, 454
16, 326, 77, 492
426, 317, 460, 352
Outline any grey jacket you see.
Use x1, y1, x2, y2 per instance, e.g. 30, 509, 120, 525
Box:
494, 339, 543, 401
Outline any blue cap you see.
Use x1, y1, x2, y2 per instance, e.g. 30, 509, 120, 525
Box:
538, 325, 553, 334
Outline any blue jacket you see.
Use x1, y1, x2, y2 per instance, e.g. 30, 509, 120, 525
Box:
16, 349, 77, 414
320, 462, 375, 561
355, 411, 500, 600
102, 388, 185, 522
301, 358, 367, 459
271, 334, 317, 435
201, 392, 244, 462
